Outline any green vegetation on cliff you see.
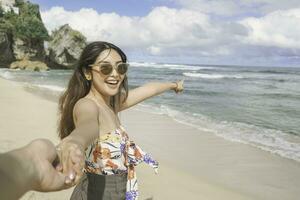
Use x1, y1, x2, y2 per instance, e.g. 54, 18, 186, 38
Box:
0, 1, 49, 41
0, 9, 16, 33
50, 24, 86, 46
0, 6, 3, 18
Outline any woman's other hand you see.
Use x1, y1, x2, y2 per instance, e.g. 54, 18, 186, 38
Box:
174, 79, 184, 94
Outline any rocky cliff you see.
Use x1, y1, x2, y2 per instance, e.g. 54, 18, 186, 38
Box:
0, 31, 14, 66
46, 24, 87, 69
0, 0, 48, 67
0, 0, 87, 70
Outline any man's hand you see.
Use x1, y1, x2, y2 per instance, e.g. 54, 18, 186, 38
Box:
0, 138, 84, 200
25, 139, 74, 191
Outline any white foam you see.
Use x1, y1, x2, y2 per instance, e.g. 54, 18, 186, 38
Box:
129, 62, 214, 71
32, 84, 65, 92
129, 62, 159, 68
183, 72, 244, 79
135, 103, 300, 162
0, 69, 15, 80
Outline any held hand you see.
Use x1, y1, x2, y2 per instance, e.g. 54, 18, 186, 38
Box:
24, 139, 74, 192
173, 79, 184, 94
56, 138, 85, 186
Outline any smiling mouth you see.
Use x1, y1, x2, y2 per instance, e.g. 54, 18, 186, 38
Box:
105, 80, 119, 85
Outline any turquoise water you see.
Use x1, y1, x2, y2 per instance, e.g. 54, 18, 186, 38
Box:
1, 62, 300, 161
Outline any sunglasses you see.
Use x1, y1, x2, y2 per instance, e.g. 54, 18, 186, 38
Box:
90, 62, 129, 75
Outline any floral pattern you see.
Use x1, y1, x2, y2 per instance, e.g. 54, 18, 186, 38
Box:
84, 125, 158, 200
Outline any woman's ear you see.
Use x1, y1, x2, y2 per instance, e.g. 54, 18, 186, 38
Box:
83, 69, 92, 81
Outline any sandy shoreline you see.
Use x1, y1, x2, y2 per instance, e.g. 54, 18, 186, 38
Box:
1, 77, 299, 200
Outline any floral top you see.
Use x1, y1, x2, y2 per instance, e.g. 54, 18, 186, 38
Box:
84, 124, 159, 200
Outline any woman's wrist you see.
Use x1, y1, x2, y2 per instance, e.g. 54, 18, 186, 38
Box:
171, 82, 178, 90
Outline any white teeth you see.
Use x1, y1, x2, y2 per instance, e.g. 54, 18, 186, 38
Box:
106, 80, 119, 85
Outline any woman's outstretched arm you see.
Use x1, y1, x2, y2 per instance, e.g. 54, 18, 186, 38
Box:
57, 98, 100, 184
64, 98, 100, 148
119, 79, 184, 111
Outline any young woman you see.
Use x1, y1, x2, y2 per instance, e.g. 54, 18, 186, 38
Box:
57, 41, 184, 200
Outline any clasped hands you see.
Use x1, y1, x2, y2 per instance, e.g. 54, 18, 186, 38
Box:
24, 138, 85, 192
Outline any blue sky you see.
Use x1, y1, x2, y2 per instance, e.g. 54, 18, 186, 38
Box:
31, 0, 178, 16
30, 0, 300, 67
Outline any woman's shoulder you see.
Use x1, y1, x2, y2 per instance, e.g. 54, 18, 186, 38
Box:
73, 97, 100, 117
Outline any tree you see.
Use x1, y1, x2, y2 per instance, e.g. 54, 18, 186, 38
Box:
0, 6, 4, 18
0, 10, 17, 33
0, 1, 49, 41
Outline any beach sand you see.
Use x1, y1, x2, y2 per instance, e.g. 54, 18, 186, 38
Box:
1, 77, 300, 200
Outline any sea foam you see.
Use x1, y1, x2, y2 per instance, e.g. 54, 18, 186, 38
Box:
135, 103, 300, 162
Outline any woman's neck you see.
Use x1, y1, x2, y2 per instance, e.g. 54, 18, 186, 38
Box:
90, 87, 111, 107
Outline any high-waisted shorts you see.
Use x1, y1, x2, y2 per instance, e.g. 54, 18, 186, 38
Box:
70, 172, 127, 200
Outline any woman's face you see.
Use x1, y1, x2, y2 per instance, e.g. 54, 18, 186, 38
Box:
90, 49, 126, 97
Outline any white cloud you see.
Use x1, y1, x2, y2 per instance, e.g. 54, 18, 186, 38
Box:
240, 0, 300, 14
41, 6, 245, 57
41, 7, 139, 47
41, 5, 300, 66
147, 46, 161, 55
170, 0, 300, 16
168, 0, 241, 16
241, 9, 300, 49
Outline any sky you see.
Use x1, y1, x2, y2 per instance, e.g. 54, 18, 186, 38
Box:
30, 0, 300, 67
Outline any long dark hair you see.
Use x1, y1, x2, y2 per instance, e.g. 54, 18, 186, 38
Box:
58, 41, 129, 139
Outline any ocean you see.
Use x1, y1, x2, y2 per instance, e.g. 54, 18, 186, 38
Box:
1, 62, 300, 162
